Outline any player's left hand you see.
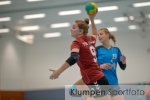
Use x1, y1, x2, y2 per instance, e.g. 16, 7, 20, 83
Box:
120, 55, 126, 64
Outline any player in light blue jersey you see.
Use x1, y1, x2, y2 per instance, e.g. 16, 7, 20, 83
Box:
96, 45, 125, 85
96, 28, 126, 100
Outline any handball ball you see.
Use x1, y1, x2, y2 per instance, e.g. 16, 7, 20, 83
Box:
85, 2, 97, 15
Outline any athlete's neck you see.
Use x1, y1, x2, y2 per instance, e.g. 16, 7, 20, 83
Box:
103, 41, 111, 49
75, 34, 84, 39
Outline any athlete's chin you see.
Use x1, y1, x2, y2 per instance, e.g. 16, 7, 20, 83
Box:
99, 39, 103, 43
71, 34, 76, 38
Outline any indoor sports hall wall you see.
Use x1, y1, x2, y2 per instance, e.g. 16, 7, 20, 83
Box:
0, 30, 150, 100
0, 31, 150, 91
0, 0, 150, 100
0, 36, 24, 90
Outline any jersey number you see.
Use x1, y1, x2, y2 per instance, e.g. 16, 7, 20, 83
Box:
89, 45, 97, 62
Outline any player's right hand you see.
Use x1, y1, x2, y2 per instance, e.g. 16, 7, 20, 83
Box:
88, 8, 98, 19
100, 64, 111, 70
49, 69, 60, 80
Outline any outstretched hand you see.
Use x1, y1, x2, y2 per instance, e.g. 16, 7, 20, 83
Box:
49, 69, 60, 80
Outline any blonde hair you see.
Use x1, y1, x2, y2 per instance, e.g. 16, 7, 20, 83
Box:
75, 18, 89, 35
99, 28, 116, 44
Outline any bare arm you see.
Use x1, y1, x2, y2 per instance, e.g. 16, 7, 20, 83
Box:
50, 62, 70, 79
88, 9, 98, 38
50, 48, 79, 79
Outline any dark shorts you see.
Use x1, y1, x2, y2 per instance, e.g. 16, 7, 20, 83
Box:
88, 76, 109, 85
87, 76, 110, 97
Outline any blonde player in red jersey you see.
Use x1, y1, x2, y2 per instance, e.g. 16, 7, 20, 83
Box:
49, 12, 111, 100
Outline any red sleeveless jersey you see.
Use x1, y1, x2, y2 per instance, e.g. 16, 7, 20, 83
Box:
71, 35, 104, 84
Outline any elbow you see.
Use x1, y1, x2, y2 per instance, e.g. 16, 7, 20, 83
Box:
66, 57, 78, 66
119, 62, 126, 70
121, 64, 126, 70
66, 52, 79, 66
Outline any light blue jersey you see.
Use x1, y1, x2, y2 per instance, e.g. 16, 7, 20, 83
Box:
96, 45, 125, 85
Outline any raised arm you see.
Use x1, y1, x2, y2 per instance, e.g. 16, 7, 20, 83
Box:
88, 9, 98, 38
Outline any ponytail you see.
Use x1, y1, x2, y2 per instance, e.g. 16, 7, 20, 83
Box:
109, 32, 116, 45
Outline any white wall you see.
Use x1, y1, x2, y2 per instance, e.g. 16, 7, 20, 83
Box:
0, 35, 25, 90
112, 31, 150, 84
23, 31, 150, 90
0, 31, 150, 91
0, 0, 150, 91
23, 37, 81, 90
0, 37, 2, 89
